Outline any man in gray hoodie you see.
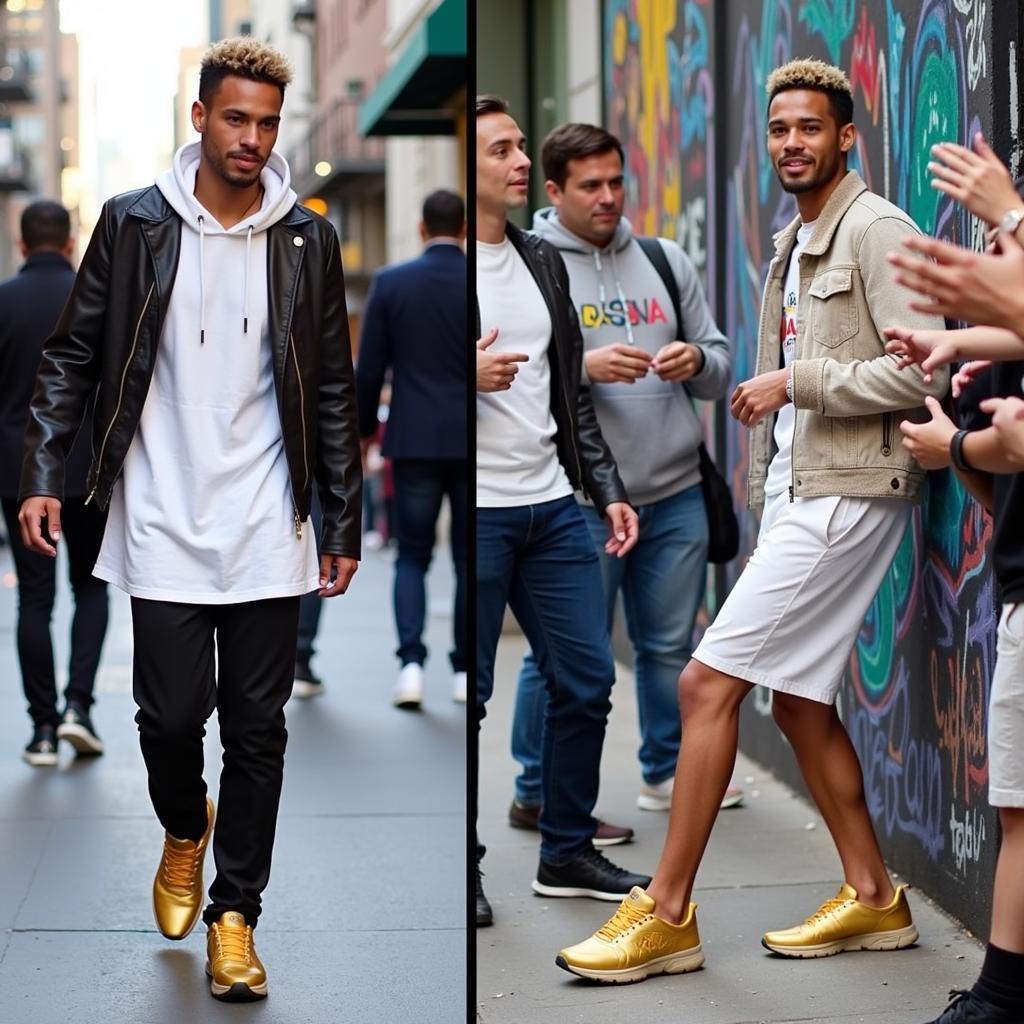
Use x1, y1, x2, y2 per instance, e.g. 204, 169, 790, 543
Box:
507, 123, 737, 834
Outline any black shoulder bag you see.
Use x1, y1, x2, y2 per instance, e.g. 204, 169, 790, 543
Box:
636, 236, 739, 563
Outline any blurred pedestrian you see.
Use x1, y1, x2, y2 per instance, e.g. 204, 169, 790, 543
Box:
558, 58, 947, 984
0, 200, 109, 766
18, 39, 361, 1002
356, 189, 467, 709
508, 123, 740, 836
476, 95, 648, 928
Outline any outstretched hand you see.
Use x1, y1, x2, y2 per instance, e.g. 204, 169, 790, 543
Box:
928, 133, 1021, 228
887, 232, 1024, 330
898, 396, 956, 471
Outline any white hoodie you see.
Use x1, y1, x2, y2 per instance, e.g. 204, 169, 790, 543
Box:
93, 143, 320, 603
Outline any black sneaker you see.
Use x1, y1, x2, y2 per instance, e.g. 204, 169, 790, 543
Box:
292, 661, 325, 699
57, 704, 104, 755
924, 989, 1024, 1023
476, 866, 493, 927
507, 800, 635, 847
532, 847, 652, 901
23, 724, 58, 766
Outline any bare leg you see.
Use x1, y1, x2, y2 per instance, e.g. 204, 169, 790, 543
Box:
644, 659, 751, 923
990, 807, 1024, 953
771, 692, 894, 907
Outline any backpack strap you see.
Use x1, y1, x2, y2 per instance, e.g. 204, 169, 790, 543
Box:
636, 236, 684, 342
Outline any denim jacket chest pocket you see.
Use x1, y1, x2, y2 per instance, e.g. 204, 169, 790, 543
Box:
807, 266, 858, 348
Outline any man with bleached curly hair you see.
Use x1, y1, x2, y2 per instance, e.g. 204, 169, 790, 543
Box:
18, 37, 361, 1001
556, 57, 948, 985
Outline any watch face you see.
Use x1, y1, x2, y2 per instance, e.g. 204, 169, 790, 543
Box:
1001, 210, 1024, 234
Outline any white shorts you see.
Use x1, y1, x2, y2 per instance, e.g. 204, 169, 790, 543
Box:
989, 603, 1024, 807
693, 491, 910, 704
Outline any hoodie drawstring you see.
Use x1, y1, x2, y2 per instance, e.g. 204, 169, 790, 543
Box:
594, 248, 636, 346
198, 215, 206, 344
197, 218, 255, 342
244, 225, 252, 335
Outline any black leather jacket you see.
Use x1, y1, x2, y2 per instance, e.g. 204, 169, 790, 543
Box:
19, 185, 362, 557
481, 223, 628, 514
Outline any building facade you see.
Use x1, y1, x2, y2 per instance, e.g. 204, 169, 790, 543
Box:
0, 0, 78, 275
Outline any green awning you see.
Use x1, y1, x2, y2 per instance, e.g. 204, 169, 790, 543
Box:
358, 0, 465, 137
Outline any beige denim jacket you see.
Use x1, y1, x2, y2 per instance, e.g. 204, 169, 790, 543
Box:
748, 171, 949, 511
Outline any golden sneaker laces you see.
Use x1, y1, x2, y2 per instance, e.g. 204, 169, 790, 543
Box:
596, 900, 649, 941
806, 894, 852, 926
161, 843, 201, 890
214, 921, 252, 963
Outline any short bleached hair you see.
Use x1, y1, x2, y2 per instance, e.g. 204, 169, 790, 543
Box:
766, 58, 854, 126
199, 38, 293, 104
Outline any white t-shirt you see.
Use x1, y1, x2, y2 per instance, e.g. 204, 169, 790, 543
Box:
476, 238, 573, 507
94, 146, 320, 602
765, 219, 816, 498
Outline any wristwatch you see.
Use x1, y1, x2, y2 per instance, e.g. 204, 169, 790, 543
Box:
785, 370, 794, 403
949, 429, 974, 472
998, 207, 1024, 239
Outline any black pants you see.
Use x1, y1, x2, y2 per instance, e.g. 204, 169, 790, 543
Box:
130, 595, 299, 929
1, 497, 109, 729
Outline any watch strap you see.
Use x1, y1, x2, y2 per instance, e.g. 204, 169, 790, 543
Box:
949, 429, 974, 472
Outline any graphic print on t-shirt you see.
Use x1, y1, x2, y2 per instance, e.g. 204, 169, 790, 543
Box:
781, 286, 797, 365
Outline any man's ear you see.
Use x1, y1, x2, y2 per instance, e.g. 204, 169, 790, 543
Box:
191, 100, 207, 136
839, 122, 857, 154
544, 179, 562, 206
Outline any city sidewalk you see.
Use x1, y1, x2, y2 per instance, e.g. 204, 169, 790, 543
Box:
478, 635, 984, 1024
0, 537, 465, 1024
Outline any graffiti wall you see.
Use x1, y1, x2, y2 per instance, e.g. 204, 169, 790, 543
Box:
604, 0, 1022, 937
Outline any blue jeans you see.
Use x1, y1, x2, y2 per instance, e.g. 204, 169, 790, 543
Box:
511, 484, 709, 805
392, 459, 467, 671
476, 495, 615, 864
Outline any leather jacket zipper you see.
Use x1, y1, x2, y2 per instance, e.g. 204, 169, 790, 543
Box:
86, 283, 154, 505
289, 330, 308, 539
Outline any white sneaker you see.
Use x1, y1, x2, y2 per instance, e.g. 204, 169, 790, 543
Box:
452, 671, 467, 703
637, 777, 745, 811
392, 663, 424, 710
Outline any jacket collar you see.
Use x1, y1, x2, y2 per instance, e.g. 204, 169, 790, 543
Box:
21, 250, 73, 272
771, 170, 868, 259
125, 183, 312, 229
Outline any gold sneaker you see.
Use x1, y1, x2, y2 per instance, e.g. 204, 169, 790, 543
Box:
152, 796, 215, 940
762, 882, 918, 958
555, 886, 704, 984
206, 911, 267, 1001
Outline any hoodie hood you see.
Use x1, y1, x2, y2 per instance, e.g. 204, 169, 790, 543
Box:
156, 142, 297, 341
531, 205, 634, 255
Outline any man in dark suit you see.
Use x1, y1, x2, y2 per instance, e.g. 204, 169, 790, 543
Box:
356, 189, 467, 708
0, 200, 109, 765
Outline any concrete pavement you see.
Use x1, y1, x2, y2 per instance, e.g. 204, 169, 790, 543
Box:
0, 536, 466, 1024
477, 635, 985, 1024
